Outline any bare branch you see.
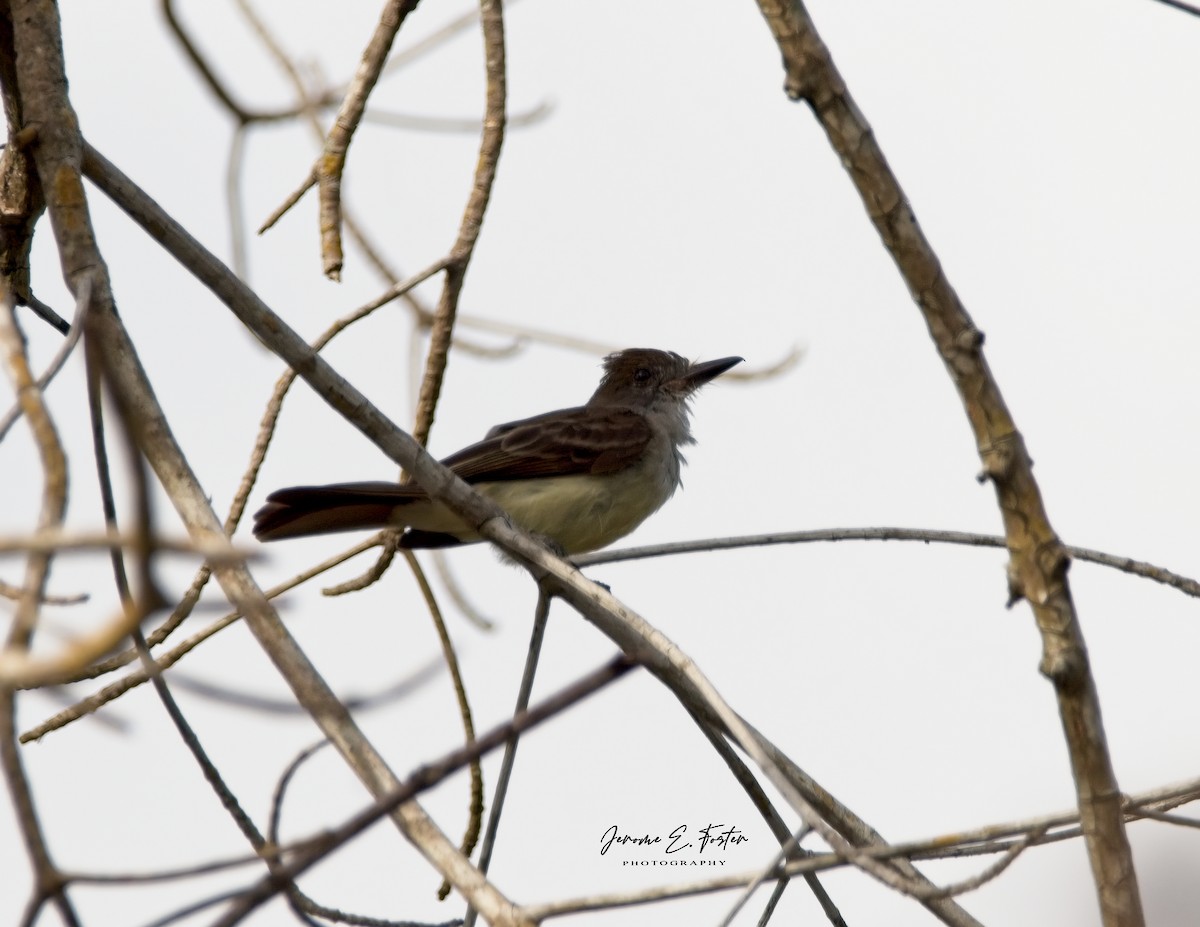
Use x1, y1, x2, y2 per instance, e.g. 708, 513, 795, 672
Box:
410, 0, 508, 448
752, 4, 1140, 919
318, 0, 421, 279
577, 527, 1200, 600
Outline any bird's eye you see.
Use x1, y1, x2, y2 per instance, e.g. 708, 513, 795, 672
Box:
633, 367, 652, 383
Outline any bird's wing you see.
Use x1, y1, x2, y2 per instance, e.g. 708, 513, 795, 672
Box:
444, 406, 652, 481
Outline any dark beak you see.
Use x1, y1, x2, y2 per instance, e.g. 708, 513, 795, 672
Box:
681, 355, 743, 390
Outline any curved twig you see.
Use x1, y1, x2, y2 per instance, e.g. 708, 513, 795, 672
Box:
576, 527, 1200, 600
0, 273, 91, 440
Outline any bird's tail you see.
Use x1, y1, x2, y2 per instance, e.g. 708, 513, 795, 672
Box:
253, 481, 424, 541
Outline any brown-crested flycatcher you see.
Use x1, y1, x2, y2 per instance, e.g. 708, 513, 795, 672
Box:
253, 349, 742, 553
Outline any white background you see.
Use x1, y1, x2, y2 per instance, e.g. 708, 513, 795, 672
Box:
2, 1, 1199, 925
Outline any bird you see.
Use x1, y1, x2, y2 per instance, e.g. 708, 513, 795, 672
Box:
253, 349, 742, 554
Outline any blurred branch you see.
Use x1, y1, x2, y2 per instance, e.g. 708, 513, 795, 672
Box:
0, 578, 86, 606
0, 4, 82, 923
444, 310, 805, 382
1149, 0, 1200, 17
0, 529, 247, 560
361, 98, 552, 133
430, 549, 496, 630
0, 266, 89, 440
0, 344, 73, 922
0, 289, 158, 691
0, 284, 67, 644
170, 654, 444, 715
161, 0, 278, 125
752, 3, 1142, 923
20, 536, 383, 739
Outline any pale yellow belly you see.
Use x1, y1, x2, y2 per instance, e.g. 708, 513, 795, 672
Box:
390, 464, 677, 554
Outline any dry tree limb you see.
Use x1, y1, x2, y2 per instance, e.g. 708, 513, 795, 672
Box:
751, 3, 1142, 923
253, 0, 422, 277
19, 536, 383, 741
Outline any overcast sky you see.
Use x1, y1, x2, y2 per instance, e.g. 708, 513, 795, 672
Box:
2, 2, 1199, 925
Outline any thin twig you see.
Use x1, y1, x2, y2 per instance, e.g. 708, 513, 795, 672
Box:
410, 0, 508, 449
717, 825, 805, 927
463, 584, 552, 927
0, 529, 247, 560
430, 551, 496, 630
575, 526, 1200, 599
360, 99, 552, 133
160, 0, 330, 127
402, 549, 484, 900
0, 578, 86, 606
1148, 0, 1200, 16
318, 0, 421, 279
685, 706, 843, 926
0, 273, 91, 440
234, 0, 438, 324
334, 0, 509, 591
87, 322, 271, 861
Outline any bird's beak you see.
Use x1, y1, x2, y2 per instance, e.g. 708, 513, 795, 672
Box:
676, 355, 743, 392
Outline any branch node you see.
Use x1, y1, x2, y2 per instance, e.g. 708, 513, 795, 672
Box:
953, 324, 985, 355
976, 436, 1016, 484
1039, 646, 1087, 691
1004, 562, 1024, 608
13, 125, 39, 149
